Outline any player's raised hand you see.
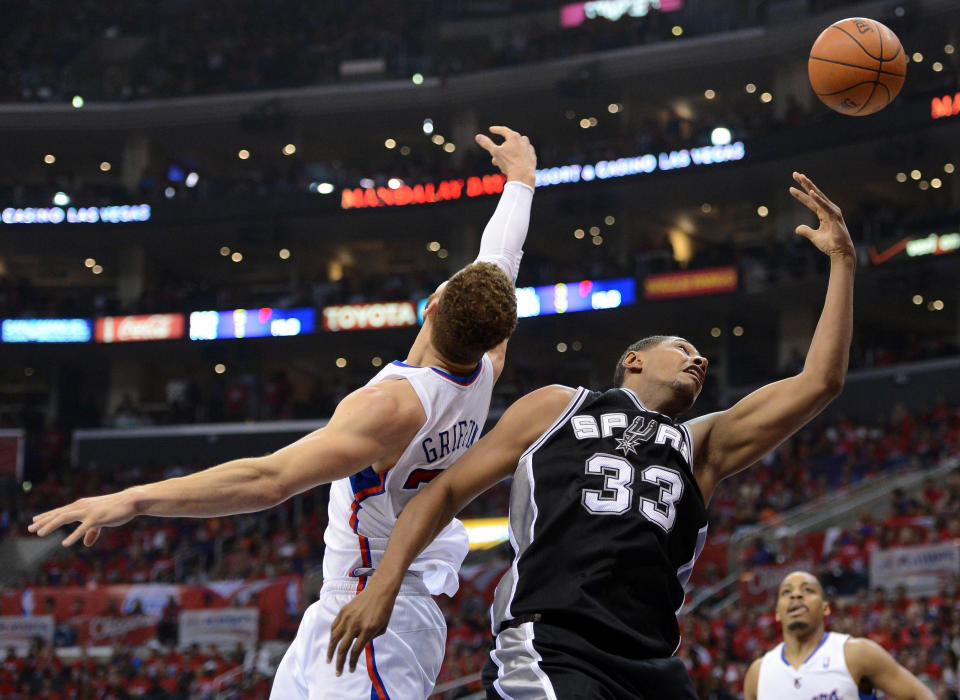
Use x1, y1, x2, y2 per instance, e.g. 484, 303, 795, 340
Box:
28, 491, 138, 547
475, 126, 537, 188
327, 584, 396, 676
789, 172, 856, 260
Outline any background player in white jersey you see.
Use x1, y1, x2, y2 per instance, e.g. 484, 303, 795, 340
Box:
744, 571, 933, 700
327, 174, 862, 698
28, 125, 538, 700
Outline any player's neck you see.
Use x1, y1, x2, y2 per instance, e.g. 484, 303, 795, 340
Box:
405, 329, 478, 376
623, 382, 682, 419
782, 627, 828, 668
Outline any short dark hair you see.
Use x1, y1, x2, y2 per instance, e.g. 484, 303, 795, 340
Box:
431, 262, 518, 365
612, 335, 673, 387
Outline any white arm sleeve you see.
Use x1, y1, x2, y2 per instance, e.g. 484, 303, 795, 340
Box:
474, 180, 534, 283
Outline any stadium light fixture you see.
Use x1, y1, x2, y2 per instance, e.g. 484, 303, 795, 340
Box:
710, 127, 732, 146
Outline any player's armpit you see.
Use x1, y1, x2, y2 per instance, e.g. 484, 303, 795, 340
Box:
742, 658, 761, 700
267, 381, 426, 499
845, 638, 936, 700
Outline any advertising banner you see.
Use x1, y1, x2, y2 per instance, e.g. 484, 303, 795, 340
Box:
1, 577, 302, 643
179, 609, 259, 650
95, 314, 185, 343
322, 302, 417, 332
1, 318, 92, 343
869, 541, 960, 594
0, 616, 54, 650
643, 266, 738, 300
189, 307, 315, 340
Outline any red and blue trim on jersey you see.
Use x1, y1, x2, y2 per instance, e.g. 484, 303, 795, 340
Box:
391, 359, 483, 386
365, 639, 390, 699
349, 466, 387, 593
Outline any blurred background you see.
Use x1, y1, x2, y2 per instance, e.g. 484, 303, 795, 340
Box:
0, 0, 959, 697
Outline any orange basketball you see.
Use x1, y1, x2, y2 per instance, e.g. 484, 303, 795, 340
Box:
808, 17, 906, 116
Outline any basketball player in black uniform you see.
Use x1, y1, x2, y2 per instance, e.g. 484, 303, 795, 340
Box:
327, 172, 855, 698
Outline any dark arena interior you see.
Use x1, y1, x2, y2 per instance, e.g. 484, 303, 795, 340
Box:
1, 0, 959, 698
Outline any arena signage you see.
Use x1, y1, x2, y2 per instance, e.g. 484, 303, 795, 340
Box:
188, 307, 315, 340
560, 0, 683, 28
323, 302, 418, 331
868, 231, 960, 265
535, 142, 746, 188
931, 93, 960, 119
0, 204, 151, 225
1, 318, 93, 343
342, 142, 744, 210
340, 174, 506, 210
94, 313, 186, 343
643, 266, 738, 300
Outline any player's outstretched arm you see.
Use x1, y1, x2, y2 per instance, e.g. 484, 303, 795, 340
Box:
687, 172, 855, 500
845, 638, 936, 700
742, 658, 761, 700
28, 382, 425, 547
473, 126, 537, 378
326, 384, 576, 676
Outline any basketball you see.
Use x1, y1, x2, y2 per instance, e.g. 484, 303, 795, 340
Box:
808, 17, 906, 116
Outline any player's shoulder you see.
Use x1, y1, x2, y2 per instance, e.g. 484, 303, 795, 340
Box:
338, 380, 425, 425
842, 635, 886, 662
517, 384, 579, 410
743, 655, 765, 698
502, 385, 579, 424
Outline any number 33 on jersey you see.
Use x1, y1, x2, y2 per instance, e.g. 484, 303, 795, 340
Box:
489, 387, 708, 658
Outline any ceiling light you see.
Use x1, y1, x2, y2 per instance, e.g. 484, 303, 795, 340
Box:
279, 248, 291, 260
704, 89, 716, 99
100, 161, 111, 172
43, 154, 55, 165
745, 83, 756, 94
53, 192, 70, 206
220, 246, 230, 256
317, 182, 334, 194
757, 205, 769, 217
896, 172, 907, 183
671, 25, 683, 36
91, 264, 103, 275
912, 294, 923, 305
71, 95, 84, 109
443, 142, 456, 153
910, 170, 921, 180
282, 143, 296, 155
760, 92, 773, 103
238, 149, 250, 160
411, 73, 424, 85
384, 138, 396, 149
84, 258, 96, 268
710, 127, 731, 146
185, 172, 199, 188
422, 119, 434, 134
214, 363, 226, 374
231, 252, 243, 262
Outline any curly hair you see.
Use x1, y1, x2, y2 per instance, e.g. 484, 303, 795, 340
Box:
431, 262, 518, 366
612, 335, 673, 387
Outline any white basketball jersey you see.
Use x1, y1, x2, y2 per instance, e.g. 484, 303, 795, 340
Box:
323, 356, 495, 597
758, 632, 861, 699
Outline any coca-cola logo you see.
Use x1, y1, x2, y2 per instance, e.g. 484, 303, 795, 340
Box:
323, 302, 417, 332
95, 314, 185, 343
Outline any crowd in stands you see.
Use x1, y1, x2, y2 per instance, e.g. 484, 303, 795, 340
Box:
0, 1, 881, 104
2, 396, 958, 697
1, 638, 274, 699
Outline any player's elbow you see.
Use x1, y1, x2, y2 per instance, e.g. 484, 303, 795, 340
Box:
821, 374, 845, 399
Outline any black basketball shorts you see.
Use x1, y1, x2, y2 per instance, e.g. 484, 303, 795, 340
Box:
481, 619, 698, 699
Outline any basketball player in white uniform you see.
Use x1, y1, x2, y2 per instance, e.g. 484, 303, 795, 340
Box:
744, 571, 934, 700
29, 125, 538, 699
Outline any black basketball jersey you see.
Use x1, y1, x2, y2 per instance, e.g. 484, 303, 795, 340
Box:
490, 387, 709, 659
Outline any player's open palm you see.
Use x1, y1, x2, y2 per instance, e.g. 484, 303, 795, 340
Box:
789, 172, 856, 259
475, 126, 536, 186
327, 586, 394, 675
28, 491, 137, 547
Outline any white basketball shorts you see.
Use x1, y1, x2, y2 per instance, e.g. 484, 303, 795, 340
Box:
270, 577, 446, 699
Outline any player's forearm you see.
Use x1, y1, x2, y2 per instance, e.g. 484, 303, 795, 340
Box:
801, 252, 855, 395
475, 181, 533, 282
365, 479, 462, 596
127, 457, 286, 518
